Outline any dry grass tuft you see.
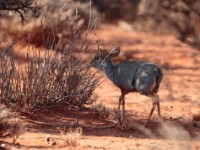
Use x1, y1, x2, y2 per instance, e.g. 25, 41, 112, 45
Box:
58, 127, 82, 147
91, 102, 110, 120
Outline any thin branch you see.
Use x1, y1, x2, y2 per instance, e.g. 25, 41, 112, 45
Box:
0, 0, 44, 23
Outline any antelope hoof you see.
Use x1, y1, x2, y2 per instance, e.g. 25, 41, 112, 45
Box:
120, 122, 128, 131
117, 120, 127, 130
121, 124, 127, 131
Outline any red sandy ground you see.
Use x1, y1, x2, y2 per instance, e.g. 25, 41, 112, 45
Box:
1, 23, 200, 150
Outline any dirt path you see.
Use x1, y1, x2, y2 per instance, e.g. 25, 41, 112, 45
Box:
1, 24, 200, 150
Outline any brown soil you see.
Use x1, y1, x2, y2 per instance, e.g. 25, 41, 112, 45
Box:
1, 23, 200, 150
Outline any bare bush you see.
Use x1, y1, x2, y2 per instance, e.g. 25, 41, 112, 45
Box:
0, 0, 100, 112
0, 25, 99, 112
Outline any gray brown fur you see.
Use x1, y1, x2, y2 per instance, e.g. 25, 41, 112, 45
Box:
90, 47, 163, 129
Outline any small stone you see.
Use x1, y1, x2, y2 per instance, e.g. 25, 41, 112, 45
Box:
51, 141, 57, 146
46, 137, 51, 143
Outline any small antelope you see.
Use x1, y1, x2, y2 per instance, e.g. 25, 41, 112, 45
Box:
90, 47, 163, 129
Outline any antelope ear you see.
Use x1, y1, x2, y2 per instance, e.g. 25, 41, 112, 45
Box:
110, 46, 120, 57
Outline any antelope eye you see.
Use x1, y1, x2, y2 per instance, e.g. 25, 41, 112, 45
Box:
94, 56, 99, 60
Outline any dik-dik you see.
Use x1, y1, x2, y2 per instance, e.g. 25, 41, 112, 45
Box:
90, 47, 163, 130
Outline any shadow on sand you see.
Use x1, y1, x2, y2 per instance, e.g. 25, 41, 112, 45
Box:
21, 106, 199, 140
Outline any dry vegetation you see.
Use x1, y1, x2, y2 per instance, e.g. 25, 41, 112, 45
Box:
0, 30, 98, 112
0, 0, 100, 48
0, 0, 199, 150
91, 102, 111, 120
0, 0, 101, 113
0, 0, 42, 22
59, 127, 82, 147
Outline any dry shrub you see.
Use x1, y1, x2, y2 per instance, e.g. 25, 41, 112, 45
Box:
0, 18, 99, 112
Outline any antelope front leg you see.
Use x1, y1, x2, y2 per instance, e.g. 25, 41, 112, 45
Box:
117, 94, 127, 130
121, 95, 127, 130
117, 95, 123, 125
